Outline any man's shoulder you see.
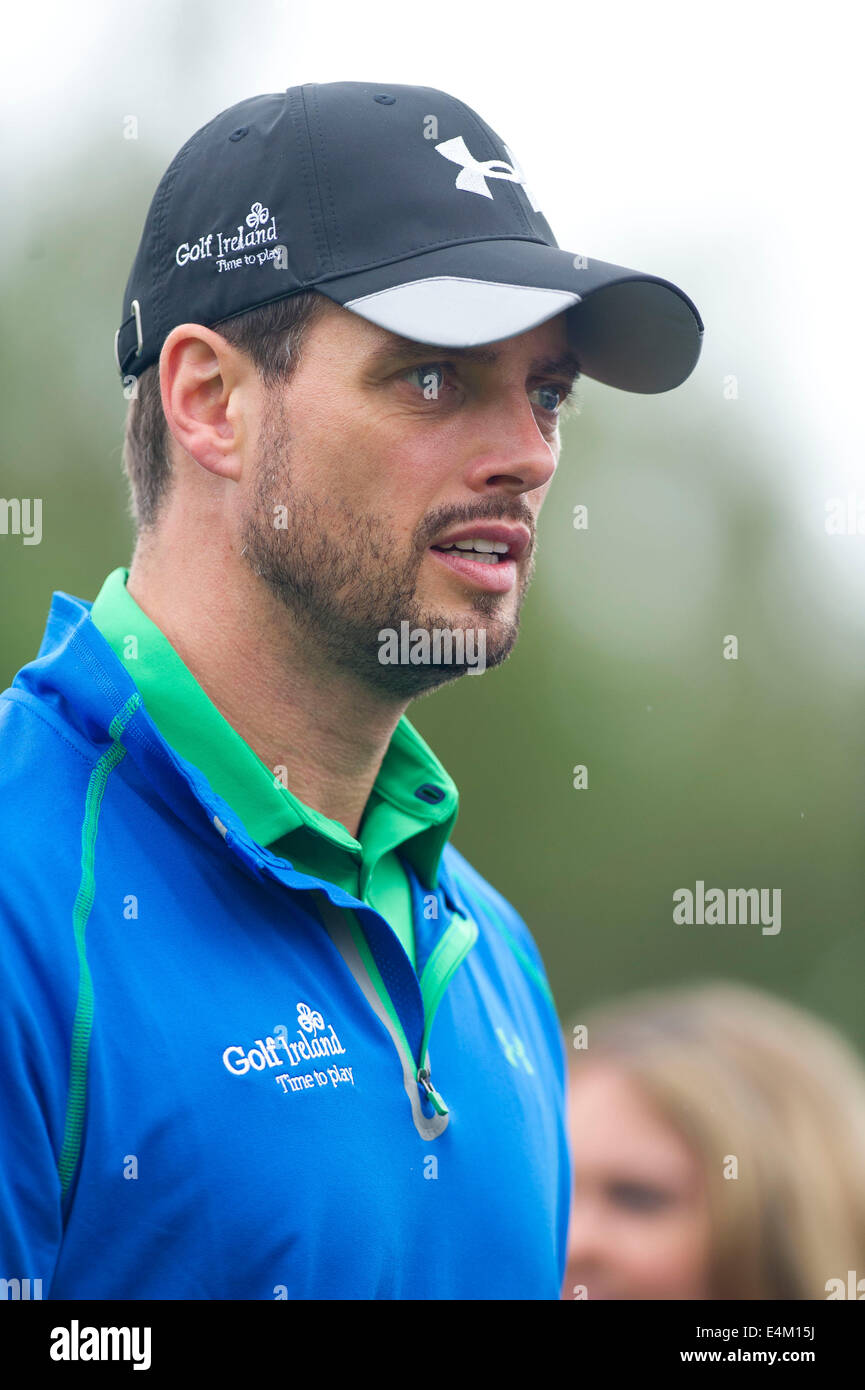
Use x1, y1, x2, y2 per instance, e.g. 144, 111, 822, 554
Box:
440, 840, 557, 1008
0, 676, 97, 783
0, 680, 99, 890
441, 839, 520, 919
0, 689, 90, 1035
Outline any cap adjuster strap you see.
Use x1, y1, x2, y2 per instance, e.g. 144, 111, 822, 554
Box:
114, 298, 143, 376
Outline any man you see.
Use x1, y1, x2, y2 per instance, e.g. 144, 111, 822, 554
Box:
0, 82, 702, 1299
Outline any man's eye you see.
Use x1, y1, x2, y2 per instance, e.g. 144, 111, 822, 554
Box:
400, 367, 571, 417
530, 384, 568, 414
403, 364, 449, 399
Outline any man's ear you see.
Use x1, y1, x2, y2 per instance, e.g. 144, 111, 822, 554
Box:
159, 324, 254, 482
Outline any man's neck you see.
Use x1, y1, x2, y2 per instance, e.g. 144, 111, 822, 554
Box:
126, 543, 406, 840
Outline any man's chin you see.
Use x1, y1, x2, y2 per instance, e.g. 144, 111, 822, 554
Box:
368, 609, 519, 698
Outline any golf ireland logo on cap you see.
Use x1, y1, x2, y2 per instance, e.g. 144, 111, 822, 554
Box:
174, 201, 280, 270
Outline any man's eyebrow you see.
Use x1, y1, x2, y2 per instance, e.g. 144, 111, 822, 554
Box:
366, 333, 581, 381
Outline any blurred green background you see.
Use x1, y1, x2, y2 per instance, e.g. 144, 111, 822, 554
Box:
2, 7, 864, 1056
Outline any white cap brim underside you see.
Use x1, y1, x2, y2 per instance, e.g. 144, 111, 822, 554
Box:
343, 276, 581, 347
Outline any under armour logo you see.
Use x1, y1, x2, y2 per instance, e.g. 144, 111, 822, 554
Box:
495, 1027, 535, 1074
434, 136, 541, 213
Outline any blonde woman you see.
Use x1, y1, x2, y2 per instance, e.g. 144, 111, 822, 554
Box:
561, 981, 865, 1300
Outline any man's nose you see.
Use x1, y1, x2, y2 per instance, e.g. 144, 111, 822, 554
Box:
460, 394, 558, 498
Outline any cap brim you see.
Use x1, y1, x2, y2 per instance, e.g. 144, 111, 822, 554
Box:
314, 238, 703, 394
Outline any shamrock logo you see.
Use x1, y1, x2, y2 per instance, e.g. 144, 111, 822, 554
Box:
297, 1001, 324, 1035
246, 201, 270, 228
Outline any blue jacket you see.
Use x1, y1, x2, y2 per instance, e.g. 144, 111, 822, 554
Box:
0, 590, 571, 1299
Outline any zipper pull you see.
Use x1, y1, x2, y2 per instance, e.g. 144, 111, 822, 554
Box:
417, 1067, 449, 1116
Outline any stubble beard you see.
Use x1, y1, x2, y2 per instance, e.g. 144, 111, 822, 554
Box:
239, 396, 536, 698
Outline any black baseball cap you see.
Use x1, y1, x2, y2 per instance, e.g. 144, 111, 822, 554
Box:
115, 82, 703, 394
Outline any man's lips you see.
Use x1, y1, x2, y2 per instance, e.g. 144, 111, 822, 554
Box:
426, 522, 531, 594
431, 542, 517, 592
428, 545, 517, 593
430, 522, 531, 562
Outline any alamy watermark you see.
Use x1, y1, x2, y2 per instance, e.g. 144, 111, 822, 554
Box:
0, 497, 41, 545
1, 1276, 42, 1299
50, 1322, 151, 1370
673, 880, 781, 935
825, 493, 865, 535
825, 1270, 865, 1298
378, 621, 486, 674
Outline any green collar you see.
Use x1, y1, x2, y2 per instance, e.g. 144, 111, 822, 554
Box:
89, 568, 458, 887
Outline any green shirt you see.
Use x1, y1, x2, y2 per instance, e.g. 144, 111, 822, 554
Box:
89, 568, 459, 969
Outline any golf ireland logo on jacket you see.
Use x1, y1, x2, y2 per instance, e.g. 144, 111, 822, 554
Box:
221, 1002, 354, 1095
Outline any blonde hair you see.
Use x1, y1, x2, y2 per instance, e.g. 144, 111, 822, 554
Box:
566, 981, 865, 1299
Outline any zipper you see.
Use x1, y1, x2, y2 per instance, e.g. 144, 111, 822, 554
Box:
416, 1067, 449, 1116
313, 892, 477, 1138
414, 909, 479, 1114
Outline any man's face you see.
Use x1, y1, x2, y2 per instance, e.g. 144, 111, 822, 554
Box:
239, 297, 577, 696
